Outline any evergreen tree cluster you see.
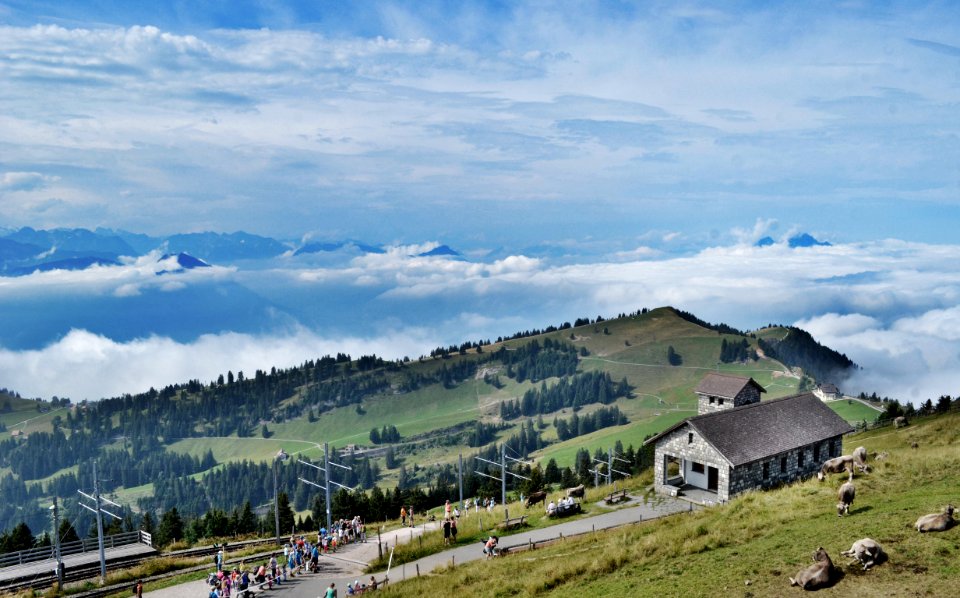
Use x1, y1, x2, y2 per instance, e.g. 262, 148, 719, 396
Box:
369, 425, 400, 444
672, 308, 748, 336
499, 371, 629, 419
493, 338, 579, 383
719, 338, 756, 363
554, 406, 628, 441
757, 327, 856, 382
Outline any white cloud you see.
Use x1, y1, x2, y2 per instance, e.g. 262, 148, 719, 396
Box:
0, 171, 58, 191
0, 326, 441, 401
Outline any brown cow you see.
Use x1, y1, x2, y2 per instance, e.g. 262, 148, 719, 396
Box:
916, 505, 955, 532
565, 484, 585, 499
525, 491, 547, 508
840, 538, 884, 570
789, 547, 834, 590
817, 455, 855, 481
837, 480, 855, 517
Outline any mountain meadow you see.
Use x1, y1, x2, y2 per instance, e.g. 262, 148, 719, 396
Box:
0, 306, 884, 548
378, 410, 960, 597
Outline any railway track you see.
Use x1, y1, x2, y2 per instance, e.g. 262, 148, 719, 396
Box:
0, 537, 280, 596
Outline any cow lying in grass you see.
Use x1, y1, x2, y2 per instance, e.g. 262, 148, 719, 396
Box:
837, 480, 856, 517
840, 538, 884, 570
789, 547, 834, 590
817, 455, 855, 481
565, 484, 585, 499
916, 505, 955, 532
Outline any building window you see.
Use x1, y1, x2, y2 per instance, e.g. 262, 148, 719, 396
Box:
798, 449, 805, 468
780, 455, 787, 473
688, 432, 694, 444
762, 462, 769, 479
718, 398, 725, 406
709, 396, 715, 404
692, 462, 705, 474
813, 443, 820, 462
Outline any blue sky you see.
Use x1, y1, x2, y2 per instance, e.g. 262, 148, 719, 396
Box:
2, 1, 960, 403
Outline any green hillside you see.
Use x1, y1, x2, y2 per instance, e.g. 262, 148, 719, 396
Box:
0, 306, 859, 537
378, 411, 960, 597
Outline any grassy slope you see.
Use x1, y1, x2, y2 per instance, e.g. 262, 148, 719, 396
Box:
378, 412, 960, 598
9, 308, 816, 504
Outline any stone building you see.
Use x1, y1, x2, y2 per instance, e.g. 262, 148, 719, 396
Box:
814, 382, 841, 401
645, 373, 854, 503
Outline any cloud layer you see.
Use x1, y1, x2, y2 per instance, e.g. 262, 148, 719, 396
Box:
2, 237, 960, 404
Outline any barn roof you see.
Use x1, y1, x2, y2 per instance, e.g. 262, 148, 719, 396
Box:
819, 383, 839, 394
694, 372, 766, 399
645, 393, 855, 466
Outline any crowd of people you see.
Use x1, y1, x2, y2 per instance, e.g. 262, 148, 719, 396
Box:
545, 495, 578, 516
205, 516, 379, 597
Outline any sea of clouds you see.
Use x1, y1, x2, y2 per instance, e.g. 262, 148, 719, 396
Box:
1, 239, 959, 405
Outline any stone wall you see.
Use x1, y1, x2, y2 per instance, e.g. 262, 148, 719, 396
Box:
696, 385, 762, 415
653, 424, 731, 501
654, 430, 846, 502
727, 435, 844, 496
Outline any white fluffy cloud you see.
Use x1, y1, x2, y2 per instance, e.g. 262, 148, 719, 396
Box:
0, 327, 439, 401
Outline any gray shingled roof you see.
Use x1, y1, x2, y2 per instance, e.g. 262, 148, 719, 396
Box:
647, 393, 855, 466
694, 372, 766, 399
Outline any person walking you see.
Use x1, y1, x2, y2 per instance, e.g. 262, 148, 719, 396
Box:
400, 506, 407, 527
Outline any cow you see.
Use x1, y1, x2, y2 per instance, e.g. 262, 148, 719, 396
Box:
837, 479, 855, 517
525, 490, 547, 508
852, 446, 868, 473
840, 538, 884, 570
789, 547, 834, 590
916, 505, 955, 533
565, 484, 585, 499
817, 455, 855, 481
894, 416, 909, 428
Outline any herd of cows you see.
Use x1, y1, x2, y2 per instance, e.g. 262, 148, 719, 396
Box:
789, 443, 955, 590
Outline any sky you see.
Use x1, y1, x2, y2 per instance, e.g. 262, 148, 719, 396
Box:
2, 1, 960, 404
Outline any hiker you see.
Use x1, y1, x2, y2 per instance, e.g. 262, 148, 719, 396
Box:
400, 506, 407, 526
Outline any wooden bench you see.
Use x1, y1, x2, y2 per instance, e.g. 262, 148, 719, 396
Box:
498, 515, 527, 530
548, 503, 582, 518
605, 489, 629, 504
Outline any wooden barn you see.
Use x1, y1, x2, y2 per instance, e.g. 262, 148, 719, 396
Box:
645, 373, 854, 503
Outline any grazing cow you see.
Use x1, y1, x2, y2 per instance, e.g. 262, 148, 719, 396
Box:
817, 455, 855, 481
852, 446, 868, 472
525, 491, 547, 508
841, 538, 884, 570
837, 480, 856, 517
916, 505, 955, 533
789, 547, 834, 590
565, 484, 585, 499
894, 416, 909, 428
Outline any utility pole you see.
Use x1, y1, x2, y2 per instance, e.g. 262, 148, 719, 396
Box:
78, 461, 121, 585
297, 443, 353, 531
458, 453, 464, 512
474, 446, 532, 522
94, 462, 105, 582
49, 497, 63, 589
324, 441, 331, 530
273, 448, 289, 545
501, 444, 506, 514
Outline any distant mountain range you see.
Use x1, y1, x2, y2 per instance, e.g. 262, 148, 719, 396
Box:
756, 233, 832, 248
0, 227, 466, 276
